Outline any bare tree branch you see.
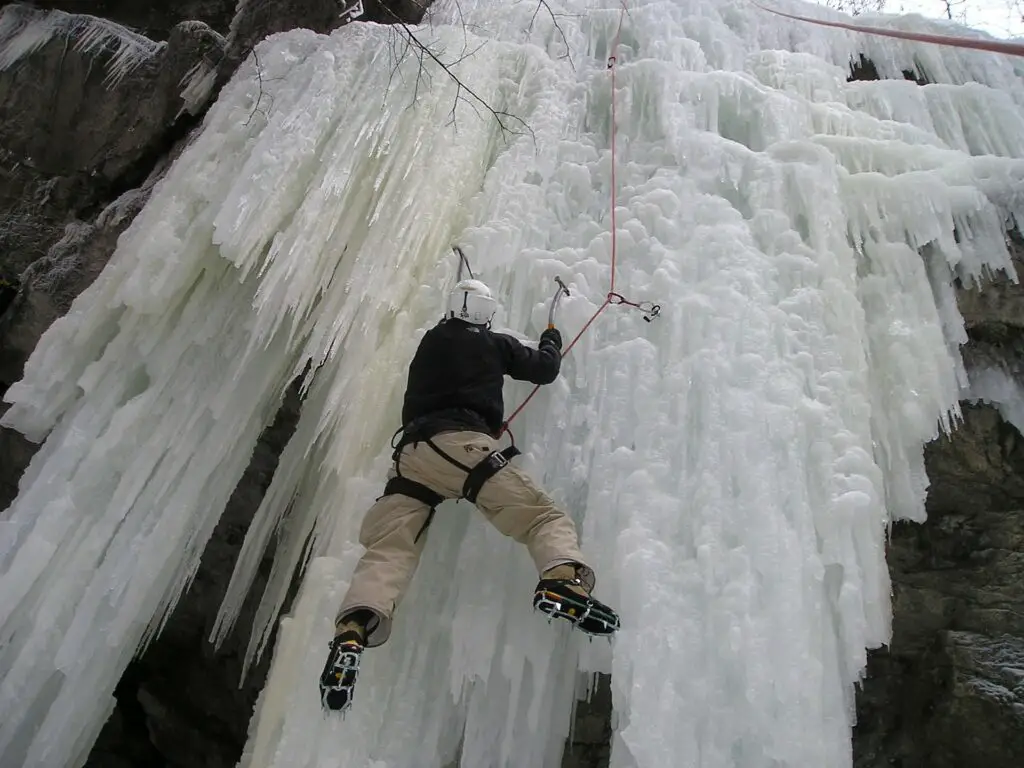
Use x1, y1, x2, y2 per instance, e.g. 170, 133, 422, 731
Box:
375, 5, 536, 144
242, 46, 290, 125
439, 0, 491, 74
941, 0, 968, 23
821, 0, 886, 16
411, 41, 431, 108
245, 46, 266, 126
525, 0, 577, 69
453, 0, 469, 49
384, 25, 414, 104
448, 38, 490, 69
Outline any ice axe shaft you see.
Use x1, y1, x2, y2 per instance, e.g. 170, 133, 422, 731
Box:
453, 246, 474, 282
548, 277, 571, 329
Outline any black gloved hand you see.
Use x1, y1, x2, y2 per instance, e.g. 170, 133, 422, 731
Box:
540, 327, 563, 351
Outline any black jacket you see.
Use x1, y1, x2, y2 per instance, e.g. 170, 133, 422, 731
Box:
401, 319, 562, 438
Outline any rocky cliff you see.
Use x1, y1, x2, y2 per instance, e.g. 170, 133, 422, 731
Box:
0, 3, 1021, 767
851, 246, 1024, 768
0, 3, 423, 766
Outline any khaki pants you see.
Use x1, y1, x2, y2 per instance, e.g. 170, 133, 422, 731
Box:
338, 430, 594, 646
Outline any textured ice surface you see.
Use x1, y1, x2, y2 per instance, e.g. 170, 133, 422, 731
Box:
179, 60, 220, 116
2, 1, 1024, 767
967, 366, 1024, 434
0, 4, 163, 85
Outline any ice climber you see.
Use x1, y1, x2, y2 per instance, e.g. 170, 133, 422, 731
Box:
319, 278, 620, 712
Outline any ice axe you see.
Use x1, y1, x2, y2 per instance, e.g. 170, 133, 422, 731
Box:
453, 245, 474, 282
548, 277, 570, 329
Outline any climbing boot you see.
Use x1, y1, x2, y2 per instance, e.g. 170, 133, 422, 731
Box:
319, 611, 371, 712
533, 564, 620, 637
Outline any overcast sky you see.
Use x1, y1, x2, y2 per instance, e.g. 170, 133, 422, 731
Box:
811, 1, 1024, 37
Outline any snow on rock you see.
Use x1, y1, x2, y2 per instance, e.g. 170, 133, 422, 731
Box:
179, 59, 220, 116
0, 3, 164, 86
967, 366, 1024, 435
1, 1, 1024, 767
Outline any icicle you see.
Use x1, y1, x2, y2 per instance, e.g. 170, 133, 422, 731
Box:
3, 2, 1024, 767
967, 366, 1024, 434
0, 4, 164, 86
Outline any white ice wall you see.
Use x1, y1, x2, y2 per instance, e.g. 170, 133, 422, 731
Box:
1, 1, 1023, 767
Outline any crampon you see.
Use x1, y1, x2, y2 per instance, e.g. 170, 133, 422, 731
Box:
533, 578, 620, 637
319, 632, 364, 712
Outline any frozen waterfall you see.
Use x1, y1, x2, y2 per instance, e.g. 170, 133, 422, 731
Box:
2, 0, 1024, 766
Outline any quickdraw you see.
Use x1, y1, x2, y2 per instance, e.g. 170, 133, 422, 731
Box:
501, 1, 660, 436
608, 292, 661, 323
444, 4, 656, 439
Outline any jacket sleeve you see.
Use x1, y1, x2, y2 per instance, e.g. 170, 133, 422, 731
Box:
495, 332, 561, 384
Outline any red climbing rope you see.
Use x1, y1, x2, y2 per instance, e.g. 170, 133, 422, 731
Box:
750, 1, 1024, 58
608, 2, 623, 297
502, 1, 1020, 441
501, 2, 641, 439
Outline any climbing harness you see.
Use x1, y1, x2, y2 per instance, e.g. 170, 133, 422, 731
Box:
381, 426, 522, 542
380, 475, 444, 543
383, 2, 651, 523
750, 2, 1024, 58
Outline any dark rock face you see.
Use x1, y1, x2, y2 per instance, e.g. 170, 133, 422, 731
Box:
561, 248, 1024, 768
28, 1, 238, 40
0, 3, 225, 282
0, 3, 431, 766
854, 404, 1024, 768
221, 0, 353, 73
1, 4, 1022, 768
936, 631, 1024, 763
0, 184, 149, 398
83, 384, 302, 768
562, 676, 613, 768
220, 0, 432, 75
852, 244, 1024, 768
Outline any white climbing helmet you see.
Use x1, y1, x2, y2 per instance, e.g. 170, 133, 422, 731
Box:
448, 278, 497, 325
